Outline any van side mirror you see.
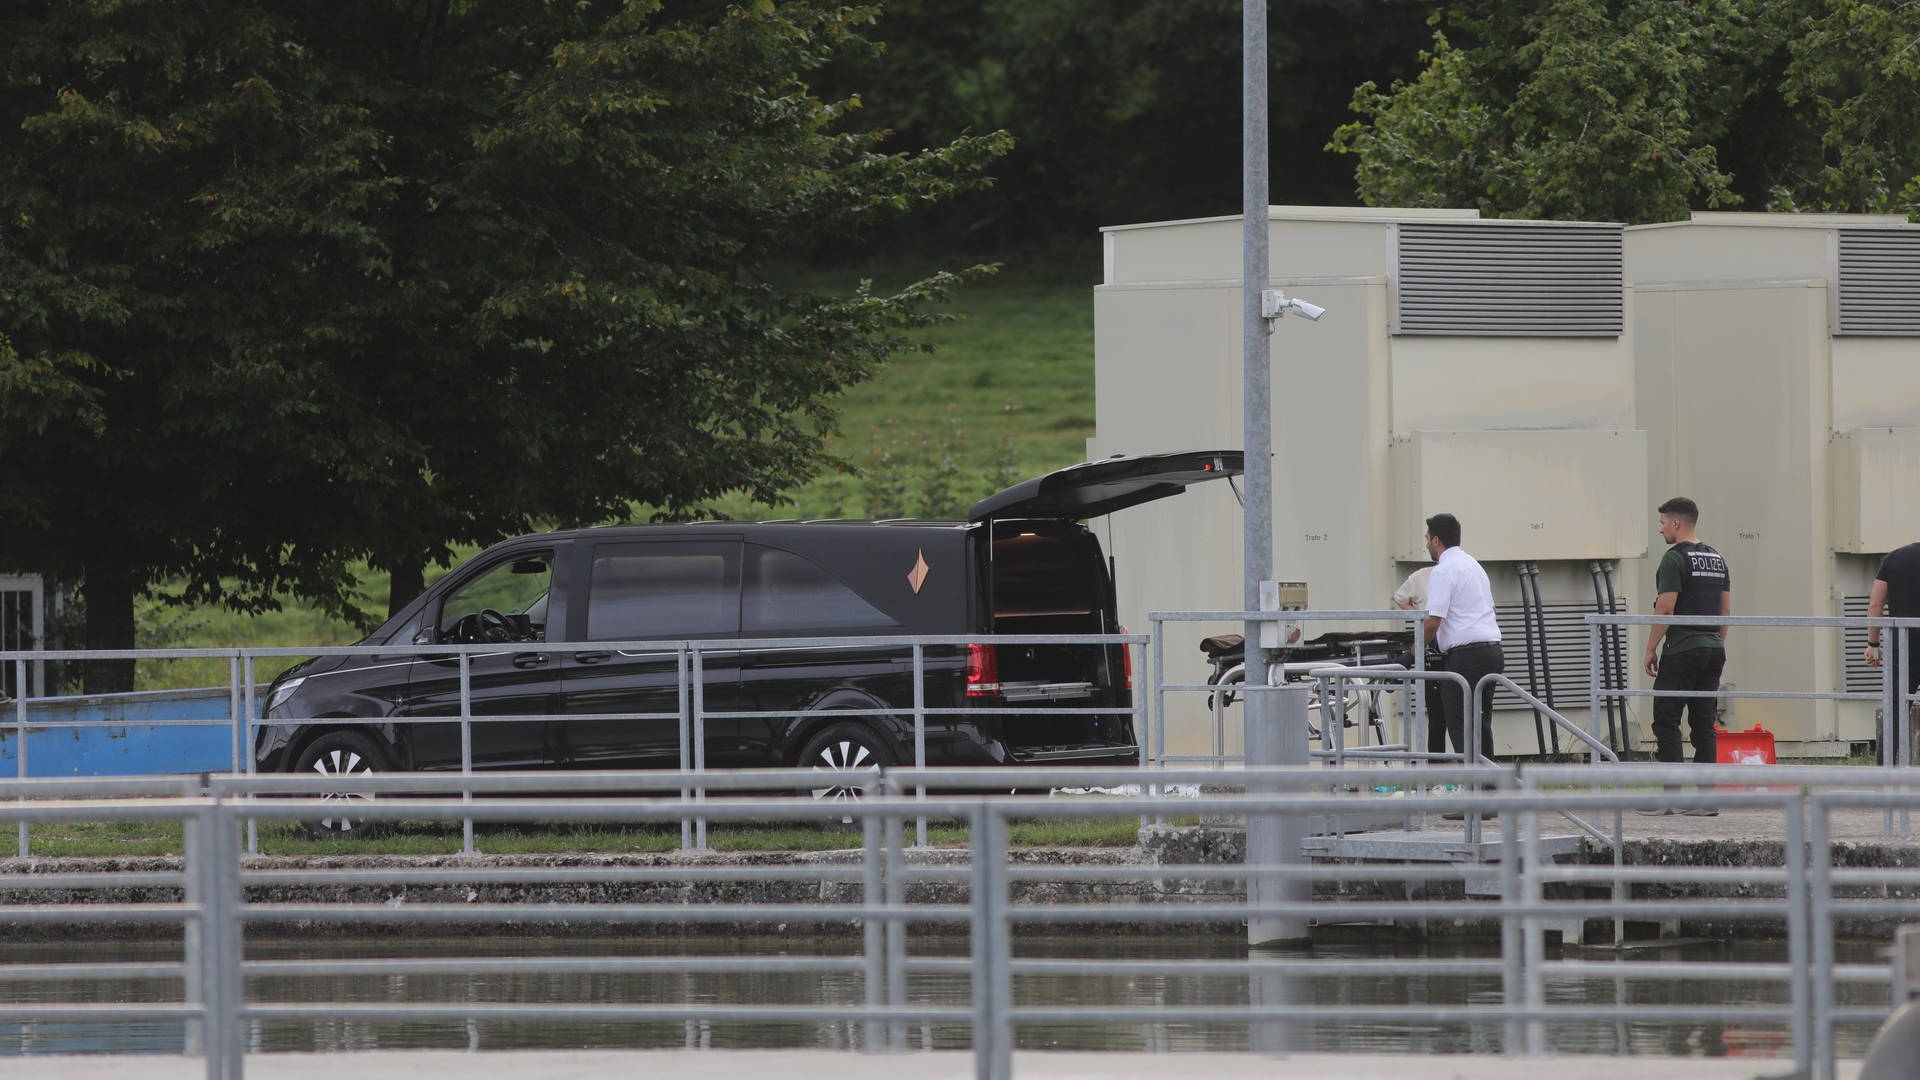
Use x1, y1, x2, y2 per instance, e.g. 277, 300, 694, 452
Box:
412, 628, 436, 647
511, 559, 547, 575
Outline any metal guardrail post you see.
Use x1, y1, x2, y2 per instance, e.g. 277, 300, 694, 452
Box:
1247, 687, 1311, 945
192, 799, 229, 1080
213, 795, 245, 1080
243, 654, 259, 855
693, 647, 708, 850
1150, 615, 1166, 770
459, 651, 475, 855
1811, 793, 1837, 1080
227, 655, 242, 774
1499, 789, 1524, 1054
862, 804, 884, 1052
913, 644, 927, 848
967, 802, 996, 1080
184, 799, 208, 1062
986, 803, 1012, 1080
13, 661, 24, 858
1899, 631, 1913, 840
1521, 806, 1545, 1056
1132, 638, 1149, 772
1788, 790, 1812, 1074
678, 645, 691, 851
882, 770, 907, 1051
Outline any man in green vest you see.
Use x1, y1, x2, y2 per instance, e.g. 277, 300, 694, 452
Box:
1641, 497, 1730, 815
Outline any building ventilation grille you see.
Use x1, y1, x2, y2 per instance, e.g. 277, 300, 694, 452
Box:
1489, 601, 1628, 721
1392, 222, 1624, 337
1837, 230, 1920, 336
1840, 594, 1903, 696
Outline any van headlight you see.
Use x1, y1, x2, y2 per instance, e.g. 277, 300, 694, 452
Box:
265, 676, 307, 715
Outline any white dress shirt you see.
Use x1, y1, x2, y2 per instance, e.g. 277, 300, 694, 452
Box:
1393, 566, 1433, 610
1425, 546, 1500, 652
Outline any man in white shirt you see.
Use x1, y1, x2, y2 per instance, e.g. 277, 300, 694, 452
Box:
1421, 513, 1504, 762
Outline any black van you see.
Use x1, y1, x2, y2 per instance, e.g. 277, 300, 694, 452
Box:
256, 451, 1239, 829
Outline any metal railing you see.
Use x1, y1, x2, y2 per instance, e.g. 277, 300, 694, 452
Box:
4, 632, 1147, 856
1149, 608, 1429, 767
2, 764, 1916, 1079
1584, 613, 1920, 762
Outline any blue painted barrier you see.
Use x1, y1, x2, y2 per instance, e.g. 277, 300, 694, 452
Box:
1, 687, 257, 777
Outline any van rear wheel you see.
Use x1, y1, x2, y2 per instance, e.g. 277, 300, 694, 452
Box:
293, 730, 391, 839
799, 722, 895, 810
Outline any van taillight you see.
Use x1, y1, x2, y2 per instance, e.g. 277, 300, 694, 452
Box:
966, 642, 1001, 697
1120, 626, 1133, 689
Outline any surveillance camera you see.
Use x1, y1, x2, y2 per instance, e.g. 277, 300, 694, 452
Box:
1260, 289, 1328, 322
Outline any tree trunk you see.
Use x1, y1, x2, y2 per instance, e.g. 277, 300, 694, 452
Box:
82, 557, 137, 694
388, 559, 426, 619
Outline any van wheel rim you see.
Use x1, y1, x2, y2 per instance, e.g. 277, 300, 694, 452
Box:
309, 748, 376, 832
809, 740, 877, 801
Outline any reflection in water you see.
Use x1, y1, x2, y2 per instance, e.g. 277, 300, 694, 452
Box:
0, 934, 1886, 1059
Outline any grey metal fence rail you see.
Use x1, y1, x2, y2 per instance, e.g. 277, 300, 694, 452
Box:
2, 764, 1917, 1079
2, 632, 1149, 856
1584, 612, 1920, 765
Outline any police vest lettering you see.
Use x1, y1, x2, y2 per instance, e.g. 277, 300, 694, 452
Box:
1673, 541, 1728, 618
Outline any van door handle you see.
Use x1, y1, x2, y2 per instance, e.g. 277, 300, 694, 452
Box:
512, 653, 549, 669
576, 651, 613, 665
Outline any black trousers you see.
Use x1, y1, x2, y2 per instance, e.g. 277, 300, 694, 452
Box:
1438, 643, 1503, 762
1652, 647, 1725, 764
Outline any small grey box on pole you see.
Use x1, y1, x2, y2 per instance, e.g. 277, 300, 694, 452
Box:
1243, 0, 1311, 947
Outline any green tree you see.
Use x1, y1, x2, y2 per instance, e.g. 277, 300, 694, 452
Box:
817, 0, 1435, 251
1781, 0, 1920, 214
1330, 0, 1920, 223
0, 0, 1006, 690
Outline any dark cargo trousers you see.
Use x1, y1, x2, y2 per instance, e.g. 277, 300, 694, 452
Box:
1652, 646, 1725, 764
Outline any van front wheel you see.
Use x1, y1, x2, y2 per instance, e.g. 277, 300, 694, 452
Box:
799, 722, 896, 806
293, 730, 391, 839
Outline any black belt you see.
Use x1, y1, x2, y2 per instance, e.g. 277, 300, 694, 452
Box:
1445, 640, 1500, 655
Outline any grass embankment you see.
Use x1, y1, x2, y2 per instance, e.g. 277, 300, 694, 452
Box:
134, 270, 1097, 690
28, 814, 1155, 858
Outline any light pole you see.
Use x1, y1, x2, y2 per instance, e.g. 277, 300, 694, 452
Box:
1242, 0, 1324, 948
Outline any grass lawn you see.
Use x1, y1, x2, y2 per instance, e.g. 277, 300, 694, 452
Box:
133, 267, 1097, 686
23, 813, 1156, 858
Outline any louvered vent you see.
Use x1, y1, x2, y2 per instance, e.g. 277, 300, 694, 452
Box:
1391, 223, 1624, 336
1489, 602, 1628, 718
1837, 593, 1913, 696
1837, 231, 1920, 336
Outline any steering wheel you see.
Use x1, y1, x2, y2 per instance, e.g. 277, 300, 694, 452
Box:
476, 608, 516, 643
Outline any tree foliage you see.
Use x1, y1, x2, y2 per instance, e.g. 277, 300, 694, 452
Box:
0, 0, 1006, 687
1331, 0, 1920, 223
816, 0, 1435, 247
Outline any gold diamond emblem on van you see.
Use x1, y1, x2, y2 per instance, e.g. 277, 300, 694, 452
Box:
907, 549, 931, 594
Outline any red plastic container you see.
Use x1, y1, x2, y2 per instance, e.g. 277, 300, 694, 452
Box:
1716, 723, 1776, 766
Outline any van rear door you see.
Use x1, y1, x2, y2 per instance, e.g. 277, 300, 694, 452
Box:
967, 451, 1240, 762
967, 450, 1242, 523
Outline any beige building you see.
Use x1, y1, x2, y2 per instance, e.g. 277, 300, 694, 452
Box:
1630, 212, 1920, 753
1093, 207, 1920, 760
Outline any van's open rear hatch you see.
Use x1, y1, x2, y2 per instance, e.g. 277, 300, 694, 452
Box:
980, 524, 1127, 752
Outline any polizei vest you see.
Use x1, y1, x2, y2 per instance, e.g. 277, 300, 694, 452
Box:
1672, 541, 1729, 617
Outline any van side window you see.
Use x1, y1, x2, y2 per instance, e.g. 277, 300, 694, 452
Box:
745, 546, 898, 632
587, 546, 740, 642
437, 552, 552, 644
